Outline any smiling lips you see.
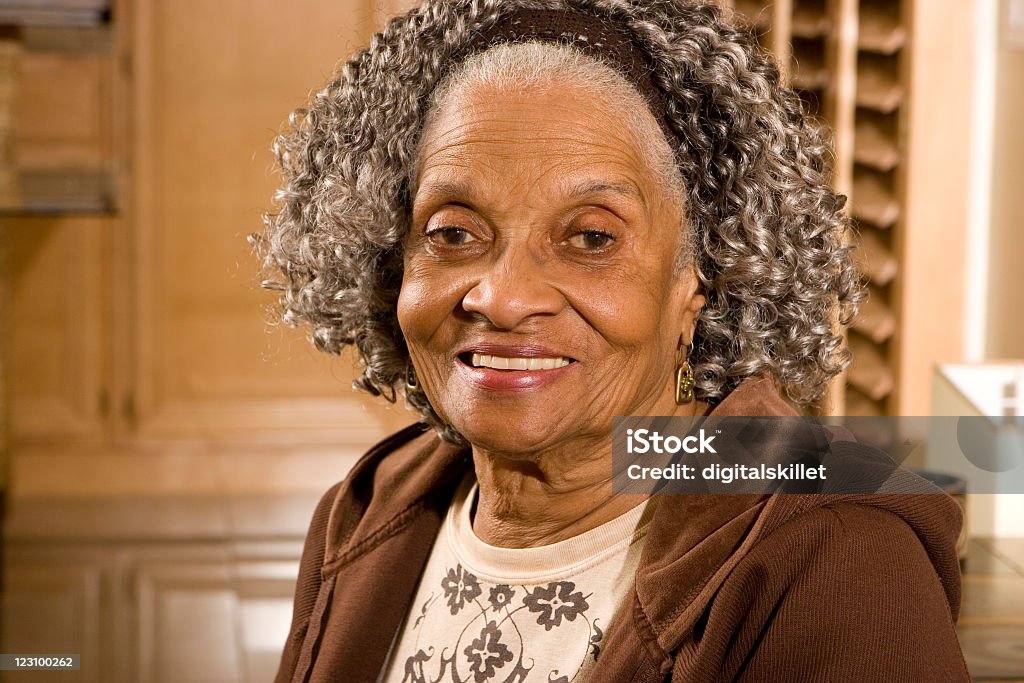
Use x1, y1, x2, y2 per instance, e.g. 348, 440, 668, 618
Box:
470, 352, 571, 371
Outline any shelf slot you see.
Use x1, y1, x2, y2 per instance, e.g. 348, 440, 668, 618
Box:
853, 111, 900, 171
0, 7, 109, 29
20, 25, 114, 54
0, 168, 115, 214
845, 386, 884, 416
852, 169, 900, 229
792, 2, 830, 39
856, 53, 903, 113
791, 38, 831, 91
734, 0, 771, 29
797, 88, 825, 117
847, 332, 894, 401
858, 0, 906, 55
851, 287, 896, 343
855, 228, 898, 286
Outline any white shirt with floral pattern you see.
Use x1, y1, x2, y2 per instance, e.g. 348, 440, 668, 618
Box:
379, 475, 653, 683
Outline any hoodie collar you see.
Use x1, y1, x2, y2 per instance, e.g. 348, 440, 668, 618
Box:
321, 374, 794, 572
631, 374, 798, 660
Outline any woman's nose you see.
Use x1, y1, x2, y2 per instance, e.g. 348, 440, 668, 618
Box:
460, 242, 563, 330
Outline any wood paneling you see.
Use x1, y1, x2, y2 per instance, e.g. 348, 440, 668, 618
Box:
15, 52, 109, 169
985, 0, 1024, 360
3, 524, 305, 683
893, 0, 973, 414
1, 553, 105, 683
7, 215, 108, 440
135, 559, 245, 683
127, 0, 410, 442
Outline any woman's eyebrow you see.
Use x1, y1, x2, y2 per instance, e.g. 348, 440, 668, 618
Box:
413, 180, 475, 204
566, 181, 642, 201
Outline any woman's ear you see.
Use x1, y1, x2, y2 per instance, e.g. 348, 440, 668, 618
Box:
676, 265, 705, 343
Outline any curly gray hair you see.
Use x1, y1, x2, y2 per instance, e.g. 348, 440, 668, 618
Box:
258, 0, 863, 439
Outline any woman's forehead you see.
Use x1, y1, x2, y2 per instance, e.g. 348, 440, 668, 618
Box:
414, 80, 666, 200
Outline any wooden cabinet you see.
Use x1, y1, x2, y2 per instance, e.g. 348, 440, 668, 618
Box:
7, 216, 109, 440
3, 498, 308, 683
125, 0, 402, 444
3, 2, 406, 679
134, 549, 301, 683
6, 0, 413, 450
2, 553, 105, 683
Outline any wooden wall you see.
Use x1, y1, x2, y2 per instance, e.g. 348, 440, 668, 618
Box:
986, 0, 1024, 360
9, 0, 414, 460
4, 4, 415, 681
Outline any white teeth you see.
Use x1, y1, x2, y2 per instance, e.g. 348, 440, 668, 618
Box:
469, 353, 571, 371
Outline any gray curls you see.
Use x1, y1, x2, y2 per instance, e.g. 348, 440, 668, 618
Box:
258, 0, 863, 437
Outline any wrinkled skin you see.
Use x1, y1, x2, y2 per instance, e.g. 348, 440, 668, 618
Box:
398, 78, 706, 547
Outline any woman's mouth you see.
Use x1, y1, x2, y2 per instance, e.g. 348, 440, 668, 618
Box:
467, 352, 571, 371
455, 350, 576, 391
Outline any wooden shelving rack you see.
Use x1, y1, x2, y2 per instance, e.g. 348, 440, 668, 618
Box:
724, 0, 909, 416
0, 11, 119, 215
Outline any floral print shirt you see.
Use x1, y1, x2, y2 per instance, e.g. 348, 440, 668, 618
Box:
379, 476, 653, 683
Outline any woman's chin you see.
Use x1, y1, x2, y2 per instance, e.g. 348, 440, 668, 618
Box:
449, 417, 576, 457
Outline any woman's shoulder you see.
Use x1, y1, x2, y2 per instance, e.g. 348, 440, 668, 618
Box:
344, 421, 469, 497
713, 498, 969, 680
308, 423, 470, 560
742, 498, 957, 585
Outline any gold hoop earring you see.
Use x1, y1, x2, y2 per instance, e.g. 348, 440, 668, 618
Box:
405, 363, 419, 391
675, 342, 695, 405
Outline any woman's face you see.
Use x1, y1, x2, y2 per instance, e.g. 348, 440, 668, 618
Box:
398, 77, 704, 455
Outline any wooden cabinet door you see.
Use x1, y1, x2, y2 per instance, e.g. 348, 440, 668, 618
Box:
7, 45, 117, 443
1, 549, 106, 683
127, 0, 411, 448
7, 215, 110, 442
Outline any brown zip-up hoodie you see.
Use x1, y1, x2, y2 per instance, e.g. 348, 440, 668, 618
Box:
275, 376, 970, 682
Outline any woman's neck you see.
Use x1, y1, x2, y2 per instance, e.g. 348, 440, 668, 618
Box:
470, 399, 708, 548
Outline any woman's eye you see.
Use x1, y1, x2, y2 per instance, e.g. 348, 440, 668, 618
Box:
426, 226, 477, 245
567, 230, 614, 251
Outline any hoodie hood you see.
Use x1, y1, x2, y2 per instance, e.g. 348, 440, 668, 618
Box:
630, 375, 963, 663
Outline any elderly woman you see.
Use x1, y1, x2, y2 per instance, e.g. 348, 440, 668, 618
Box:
262, 1, 968, 681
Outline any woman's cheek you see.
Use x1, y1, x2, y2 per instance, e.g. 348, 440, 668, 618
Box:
563, 270, 664, 347
397, 269, 457, 420
398, 258, 442, 323
397, 260, 469, 342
